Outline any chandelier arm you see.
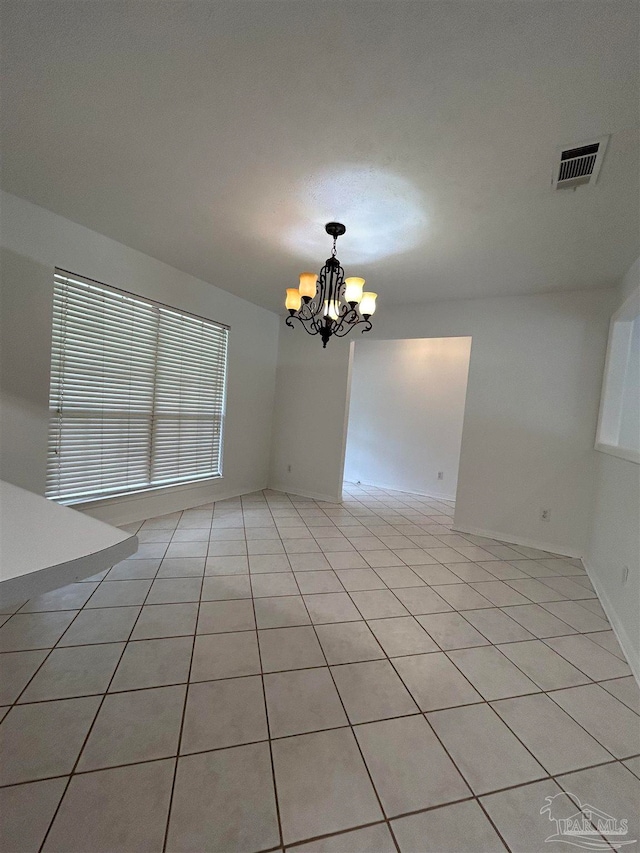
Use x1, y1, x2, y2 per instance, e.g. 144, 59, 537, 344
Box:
332, 318, 373, 338
331, 305, 358, 335
298, 302, 316, 322
295, 295, 324, 326
311, 306, 327, 332
306, 296, 326, 318
310, 314, 323, 334
286, 314, 321, 336
330, 312, 348, 335
285, 315, 301, 332
301, 322, 321, 337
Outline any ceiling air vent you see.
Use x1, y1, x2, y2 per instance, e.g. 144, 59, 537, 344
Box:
552, 136, 609, 189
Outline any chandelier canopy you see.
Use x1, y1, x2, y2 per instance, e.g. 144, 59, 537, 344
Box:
284, 222, 377, 348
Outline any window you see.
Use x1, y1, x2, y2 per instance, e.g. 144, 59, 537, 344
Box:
47, 271, 228, 503
595, 286, 640, 464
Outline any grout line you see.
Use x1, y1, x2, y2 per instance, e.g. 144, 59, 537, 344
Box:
282, 817, 406, 852
5, 669, 637, 717
5, 559, 158, 713
36, 509, 182, 853
246, 497, 286, 853
0, 488, 631, 853
6, 613, 87, 706
6, 664, 635, 713
267, 501, 403, 853
161, 515, 207, 853
369, 603, 538, 852
2, 744, 637, 793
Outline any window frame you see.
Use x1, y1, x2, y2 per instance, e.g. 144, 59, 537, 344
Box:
47, 269, 230, 505
595, 286, 640, 465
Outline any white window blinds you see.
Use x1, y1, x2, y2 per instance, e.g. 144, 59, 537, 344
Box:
46, 271, 228, 503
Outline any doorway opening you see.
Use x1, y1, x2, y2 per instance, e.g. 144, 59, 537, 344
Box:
343, 336, 472, 501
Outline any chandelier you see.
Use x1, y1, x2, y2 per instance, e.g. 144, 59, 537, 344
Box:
284, 222, 377, 348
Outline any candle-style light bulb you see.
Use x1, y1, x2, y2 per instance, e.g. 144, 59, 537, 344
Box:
298, 272, 317, 301
285, 288, 302, 314
344, 277, 365, 305
359, 292, 377, 318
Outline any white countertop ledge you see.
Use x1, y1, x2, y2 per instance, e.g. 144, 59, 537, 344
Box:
0, 480, 138, 607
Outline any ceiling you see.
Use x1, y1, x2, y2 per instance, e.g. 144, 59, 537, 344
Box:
2, 1, 638, 312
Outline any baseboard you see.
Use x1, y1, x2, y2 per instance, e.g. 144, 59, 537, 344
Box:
451, 523, 581, 559
344, 480, 457, 502
268, 483, 341, 504
582, 558, 640, 685
79, 480, 269, 526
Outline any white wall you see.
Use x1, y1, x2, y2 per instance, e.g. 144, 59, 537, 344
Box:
0, 192, 280, 524
377, 292, 615, 558
586, 257, 640, 679
269, 288, 614, 556
268, 324, 352, 503
344, 337, 471, 499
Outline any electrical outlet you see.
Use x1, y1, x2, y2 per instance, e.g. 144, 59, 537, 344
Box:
541, 508, 551, 522
622, 565, 629, 585
437, 471, 444, 480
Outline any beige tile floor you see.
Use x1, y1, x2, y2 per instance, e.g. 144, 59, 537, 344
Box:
0, 484, 638, 852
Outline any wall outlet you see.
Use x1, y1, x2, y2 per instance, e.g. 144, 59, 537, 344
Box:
437, 471, 444, 480
287, 464, 292, 473
622, 565, 629, 585
541, 508, 551, 522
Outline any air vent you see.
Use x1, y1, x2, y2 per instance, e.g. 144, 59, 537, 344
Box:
552, 136, 609, 189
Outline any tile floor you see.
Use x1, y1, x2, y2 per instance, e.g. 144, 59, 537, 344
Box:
1, 484, 638, 852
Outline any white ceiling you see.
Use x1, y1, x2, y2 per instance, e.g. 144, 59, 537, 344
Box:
2, 1, 638, 311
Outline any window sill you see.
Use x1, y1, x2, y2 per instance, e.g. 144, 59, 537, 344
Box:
64, 475, 224, 509
594, 442, 640, 465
